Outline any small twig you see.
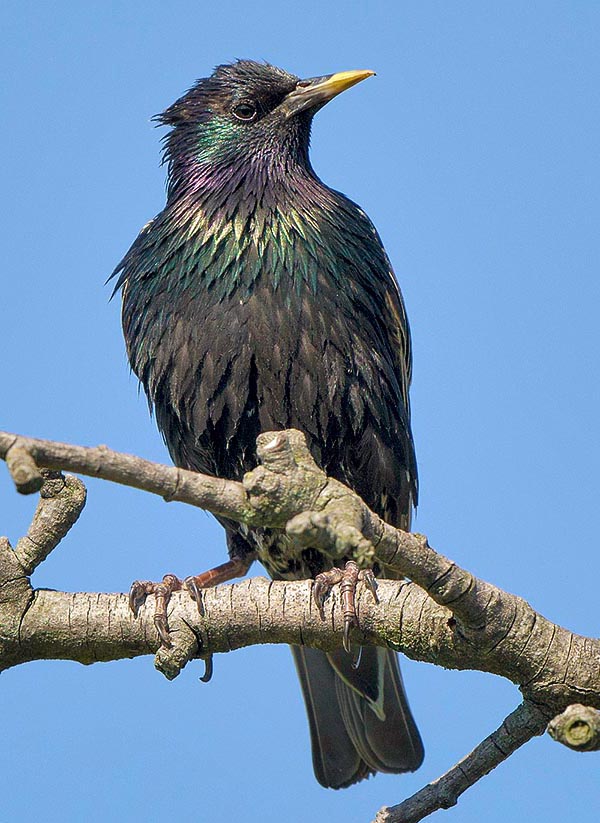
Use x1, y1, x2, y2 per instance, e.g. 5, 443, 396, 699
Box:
5, 443, 44, 494
0, 430, 250, 520
373, 701, 548, 823
548, 704, 600, 752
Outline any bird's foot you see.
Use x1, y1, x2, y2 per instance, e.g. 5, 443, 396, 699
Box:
313, 560, 379, 654
129, 556, 252, 650
129, 573, 184, 647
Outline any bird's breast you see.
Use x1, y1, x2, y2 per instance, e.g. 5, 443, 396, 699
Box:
119, 198, 415, 526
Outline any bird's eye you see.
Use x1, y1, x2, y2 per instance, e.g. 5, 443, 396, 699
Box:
232, 101, 258, 121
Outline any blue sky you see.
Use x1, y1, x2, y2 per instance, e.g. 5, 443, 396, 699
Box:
1, 2, 599, 821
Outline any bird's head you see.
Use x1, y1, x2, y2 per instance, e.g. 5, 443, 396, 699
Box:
157, 60, 374, 199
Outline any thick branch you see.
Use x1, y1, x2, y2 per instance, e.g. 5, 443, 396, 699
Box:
1, 428, 599, 714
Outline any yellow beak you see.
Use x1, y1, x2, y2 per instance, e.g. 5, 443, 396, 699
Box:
283, 69, 375, 116
310, 69, 375, 98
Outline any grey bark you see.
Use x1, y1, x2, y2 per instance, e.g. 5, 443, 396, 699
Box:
0, 428, 597, 822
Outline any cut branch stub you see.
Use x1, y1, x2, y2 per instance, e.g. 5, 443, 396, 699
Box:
5, 443, 43, 494
548, 704, 600, 752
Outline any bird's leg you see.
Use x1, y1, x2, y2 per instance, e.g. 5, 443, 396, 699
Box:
129, 556, 253, 648
184, 556, 253, 608
313, 560, 379, 654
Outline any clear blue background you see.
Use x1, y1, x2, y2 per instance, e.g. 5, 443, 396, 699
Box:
2, 2, 598, 821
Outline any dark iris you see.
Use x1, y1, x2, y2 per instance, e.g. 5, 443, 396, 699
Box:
232, 101, 258, 121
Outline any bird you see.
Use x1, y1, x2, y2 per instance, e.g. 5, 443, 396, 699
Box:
111, 59, 424, 789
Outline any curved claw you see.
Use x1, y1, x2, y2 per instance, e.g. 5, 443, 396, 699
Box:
154, 613, 172, 648
351, 644, 362, 670
129, 581, 147, 618
361, 570, 379, 604
184, 576, 203, 612
343, 618, 362, 667
313, 568, 344, 613
199, 654, 214, 683
313, 578, 327, 611
343, 615, 354, 654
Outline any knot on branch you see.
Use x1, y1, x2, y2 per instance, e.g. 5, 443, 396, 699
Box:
286, 510, 374, 566
242, 429, 381, 565
242, 430, 328, 527
548, 704, 600, 752
154, 617, 200, 681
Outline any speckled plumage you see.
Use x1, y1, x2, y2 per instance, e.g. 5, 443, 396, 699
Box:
112, 60, 423, 787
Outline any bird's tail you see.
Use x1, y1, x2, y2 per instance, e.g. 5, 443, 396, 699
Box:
291, 645, 423, 789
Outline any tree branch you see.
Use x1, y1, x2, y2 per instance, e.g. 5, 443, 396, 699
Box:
5, 440, 44, 494
14, 470, 86, 575
1, 427, 598, 821
373, 701, 548, 823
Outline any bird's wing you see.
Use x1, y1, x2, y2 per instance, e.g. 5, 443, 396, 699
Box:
382, 271, 413, 412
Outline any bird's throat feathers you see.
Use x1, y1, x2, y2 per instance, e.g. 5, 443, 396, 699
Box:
115, 95, 380, 305
114, 165, 352, 305
161, 103, 313, 205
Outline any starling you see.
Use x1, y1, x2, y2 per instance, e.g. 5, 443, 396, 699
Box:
112, 60, 423, 788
